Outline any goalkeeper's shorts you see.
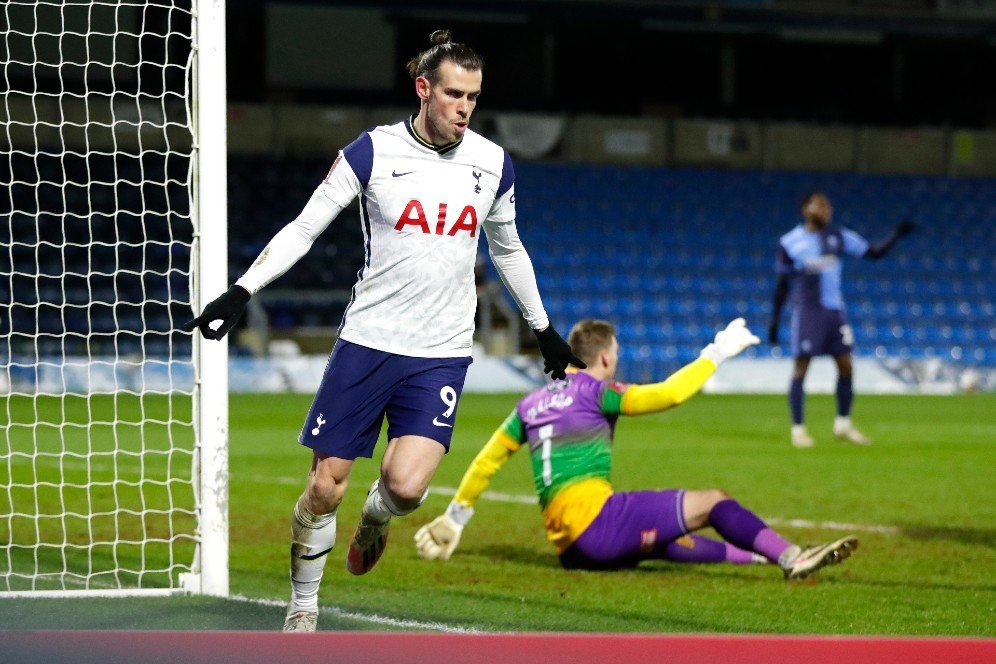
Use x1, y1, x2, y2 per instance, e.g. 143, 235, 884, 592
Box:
298, 339, 472, 459
559, 489, 688, 570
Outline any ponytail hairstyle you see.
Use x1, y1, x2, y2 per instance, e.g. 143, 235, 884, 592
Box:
405, 29, 483, 85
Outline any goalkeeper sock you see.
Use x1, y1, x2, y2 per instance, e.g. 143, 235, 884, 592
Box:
836, 375, 854, 417
789, 377, 805, 425
708, 499, 792, 563
289, 496, 336, 614
661, 534, 760, 565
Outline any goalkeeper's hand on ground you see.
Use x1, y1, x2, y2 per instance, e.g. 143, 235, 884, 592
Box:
700, 317, 761, 366
183, 284, 250, 340
413, 501, 473, 561
533, 324, 587, 381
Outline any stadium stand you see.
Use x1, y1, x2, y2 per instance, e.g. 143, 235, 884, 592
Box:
4, 156, 992, 383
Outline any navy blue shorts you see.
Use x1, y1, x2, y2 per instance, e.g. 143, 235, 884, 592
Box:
298, 340, 473, 459
791, 306, 854, 357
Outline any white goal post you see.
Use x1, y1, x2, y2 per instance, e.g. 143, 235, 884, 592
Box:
1, 0, 228, 597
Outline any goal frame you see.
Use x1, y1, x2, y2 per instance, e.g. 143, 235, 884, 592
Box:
2, 0, 229, 599
189, 0, 230, 598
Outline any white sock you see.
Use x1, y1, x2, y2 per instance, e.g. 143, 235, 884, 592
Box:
834, 416, 852, 431
791, 424, 808, 436
289, 496, 336, 614
360, 478, 427, 524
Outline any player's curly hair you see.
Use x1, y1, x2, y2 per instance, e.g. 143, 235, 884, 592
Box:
405, 29, 483, 85
568, 320, 616, 365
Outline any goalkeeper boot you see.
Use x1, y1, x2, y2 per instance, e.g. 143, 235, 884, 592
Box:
780, 536, 859, 580
282, 610, 318, 633
791, 425, 815, 448
834, 417, 871, 446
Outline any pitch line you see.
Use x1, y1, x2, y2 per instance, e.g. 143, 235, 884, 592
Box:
426, 486, 902, 535
228, 595, 480, 633
18, 460, 900, 535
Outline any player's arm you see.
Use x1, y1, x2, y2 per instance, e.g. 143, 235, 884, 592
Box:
860, 221, 915, 260
482, 151, 585, 380
184, 133, 372, 340
606, 318, 760, 416
414, 411, 524, 561
768, 246, 794, 345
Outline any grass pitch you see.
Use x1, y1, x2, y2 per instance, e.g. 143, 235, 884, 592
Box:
2, 392, 994, 634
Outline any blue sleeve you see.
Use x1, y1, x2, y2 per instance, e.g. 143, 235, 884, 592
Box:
842, 228, 870, 257
341, 132, 374, 189
496, 149, 515, 199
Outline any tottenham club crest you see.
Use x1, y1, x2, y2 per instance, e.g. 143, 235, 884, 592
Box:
471, 168, 482, 194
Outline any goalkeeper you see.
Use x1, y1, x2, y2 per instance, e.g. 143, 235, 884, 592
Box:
415, 318, 857, 578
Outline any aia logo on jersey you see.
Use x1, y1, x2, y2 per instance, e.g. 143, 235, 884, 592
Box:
395, 200, 478, 237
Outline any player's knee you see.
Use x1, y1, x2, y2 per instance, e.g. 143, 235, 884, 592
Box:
306, 474, 346, 514
382, 475, 428, 514
705, 488, 731, 509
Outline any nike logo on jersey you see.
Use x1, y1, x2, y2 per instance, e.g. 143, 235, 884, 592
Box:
392, 170, 414, 177
432, 417, 453, 428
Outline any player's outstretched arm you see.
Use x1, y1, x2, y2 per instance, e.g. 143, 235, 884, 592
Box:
864, 219, 916, 259
618, 318, 760, 416
415, 413, 523, 561
185, 139, 367, 340
183, 284, 250, 340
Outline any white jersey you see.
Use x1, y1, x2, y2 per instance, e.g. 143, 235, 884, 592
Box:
236, 116, 549, 357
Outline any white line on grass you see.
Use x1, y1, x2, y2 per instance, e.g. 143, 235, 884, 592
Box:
228, 595, 479, 633
17, 459, 902, 535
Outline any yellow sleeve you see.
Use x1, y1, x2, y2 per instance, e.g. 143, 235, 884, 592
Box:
620, 357, 717, 416
453, 410, 523, 507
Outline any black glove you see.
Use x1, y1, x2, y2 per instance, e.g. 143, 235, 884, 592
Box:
183, 284, 251, 340
768, 320, 779, 346
895, 219, 916, 237
533, 325, 586, 381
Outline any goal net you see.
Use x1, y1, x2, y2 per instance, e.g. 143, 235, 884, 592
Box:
1, 0, 228, 596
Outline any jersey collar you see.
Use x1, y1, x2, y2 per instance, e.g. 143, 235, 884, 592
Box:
405, 115, 463, 155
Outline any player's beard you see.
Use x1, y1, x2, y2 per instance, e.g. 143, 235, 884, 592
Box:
429, 108, 463, 144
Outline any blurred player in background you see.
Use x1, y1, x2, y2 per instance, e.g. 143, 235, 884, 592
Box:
769, 192, 914, 448
186, 29, 584, 631
415, 319, 858, 578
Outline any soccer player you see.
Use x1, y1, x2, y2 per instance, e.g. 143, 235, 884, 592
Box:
185, 30, 585, 632
769, 191, 915, 448
415, 319, 858, 578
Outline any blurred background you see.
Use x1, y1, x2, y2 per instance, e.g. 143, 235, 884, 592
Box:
3, 0, 995, 393
224, 0, 996, 391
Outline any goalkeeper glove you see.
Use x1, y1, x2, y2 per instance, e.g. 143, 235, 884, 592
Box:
700, 317, 761, 366
413, 501, 474, 561
183, 284, 251, 340
533, 324, 587, 380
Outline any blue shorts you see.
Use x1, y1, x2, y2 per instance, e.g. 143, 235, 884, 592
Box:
560, 489, 688, 570
791, 306, 853, 358
298, 340, 473, 459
